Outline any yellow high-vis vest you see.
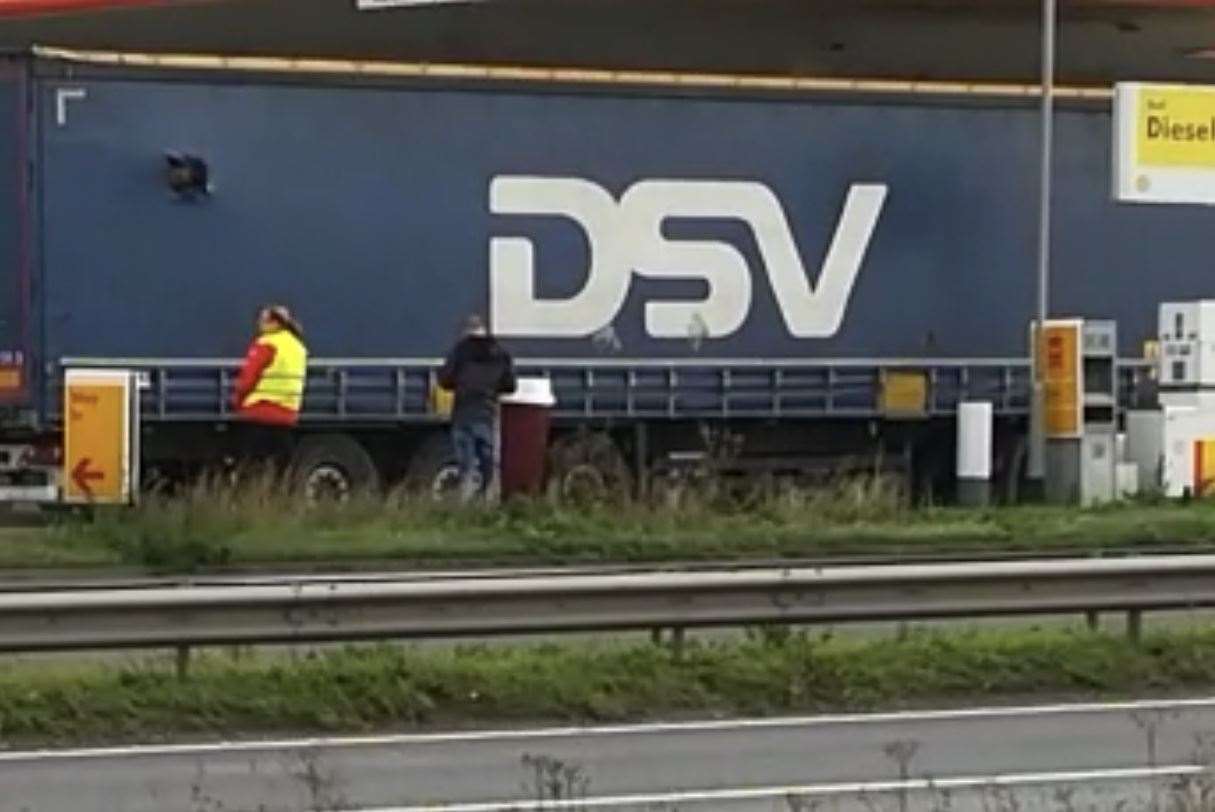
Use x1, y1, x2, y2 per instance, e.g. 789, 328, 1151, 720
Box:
243, 329, 308, 412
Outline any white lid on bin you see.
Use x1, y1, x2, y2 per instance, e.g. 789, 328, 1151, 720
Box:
501, 376, 556, 407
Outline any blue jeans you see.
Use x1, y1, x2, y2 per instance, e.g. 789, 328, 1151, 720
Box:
452, 421, 495, 499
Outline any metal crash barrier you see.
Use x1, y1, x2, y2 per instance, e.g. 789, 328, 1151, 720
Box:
0, 555, 1212, 674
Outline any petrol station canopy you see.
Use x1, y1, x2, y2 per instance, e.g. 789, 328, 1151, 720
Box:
0, 0, 1211, 84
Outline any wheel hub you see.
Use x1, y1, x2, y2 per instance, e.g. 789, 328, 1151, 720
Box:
561, 463, 608, 502
431, 463, 464, 501
304, 464, 351, 504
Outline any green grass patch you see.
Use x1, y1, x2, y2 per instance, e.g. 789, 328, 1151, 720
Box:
0, 525, 123, 569
3, 626, 1215, 746
7, 472, 1215, 573
33, 490, 1215, 573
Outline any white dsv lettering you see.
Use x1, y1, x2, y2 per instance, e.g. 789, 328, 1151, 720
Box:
489, 176, 887, 339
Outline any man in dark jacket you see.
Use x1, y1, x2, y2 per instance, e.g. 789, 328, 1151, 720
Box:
438, 314, 517, 501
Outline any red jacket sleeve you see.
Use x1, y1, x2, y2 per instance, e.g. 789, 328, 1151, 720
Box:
233, 341, 276, 409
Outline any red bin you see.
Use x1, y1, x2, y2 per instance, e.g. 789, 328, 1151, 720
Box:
499, 378, 555, 498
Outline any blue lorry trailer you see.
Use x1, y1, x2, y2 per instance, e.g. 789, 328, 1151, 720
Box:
0, 48, 1183, 502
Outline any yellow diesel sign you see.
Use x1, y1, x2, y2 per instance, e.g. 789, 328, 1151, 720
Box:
63, 370, 137, 504
1137, 86, 1215, 168
1114, 82, 1215, 205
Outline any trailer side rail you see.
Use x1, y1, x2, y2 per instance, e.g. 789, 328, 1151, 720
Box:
51, 357, 1152, 425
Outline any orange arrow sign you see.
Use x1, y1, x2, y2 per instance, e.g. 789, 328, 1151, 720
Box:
71, 457, 104, 498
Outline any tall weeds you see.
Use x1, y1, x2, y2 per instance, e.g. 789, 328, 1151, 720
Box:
51, 469, 911, 572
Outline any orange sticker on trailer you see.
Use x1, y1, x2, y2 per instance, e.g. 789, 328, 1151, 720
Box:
0, 366, 22, 390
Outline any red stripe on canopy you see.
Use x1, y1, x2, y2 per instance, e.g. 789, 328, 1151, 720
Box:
0, 0, 180, 18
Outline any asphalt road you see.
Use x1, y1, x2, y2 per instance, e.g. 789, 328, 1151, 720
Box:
4, 697, 1215, 810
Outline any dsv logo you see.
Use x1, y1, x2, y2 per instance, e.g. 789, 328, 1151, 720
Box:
489, 176, 887, 340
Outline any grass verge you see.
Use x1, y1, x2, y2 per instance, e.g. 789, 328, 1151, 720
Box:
3, 626, 1215, 746
24, 483, 1215, 574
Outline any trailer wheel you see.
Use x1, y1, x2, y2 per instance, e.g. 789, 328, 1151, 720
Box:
404, 431, 462, 500
289, 434, 381, 503
547, 431, 632, 505
995, 433, 1029, 505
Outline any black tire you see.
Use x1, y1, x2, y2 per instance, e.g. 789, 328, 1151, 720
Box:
288, 434, 381, 502
547, 431, 633, 505
995, 432, 1029, 506
403, 430, 462, 500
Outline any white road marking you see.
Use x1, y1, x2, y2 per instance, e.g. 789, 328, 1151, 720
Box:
356, 764, 1209, 810
2, 696, 1214, 763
